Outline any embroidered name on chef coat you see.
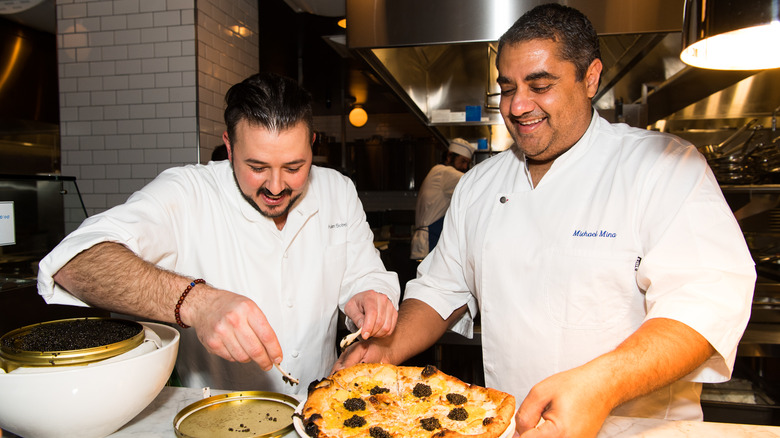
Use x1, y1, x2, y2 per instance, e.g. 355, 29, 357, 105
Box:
571, 229, 617, 238
329, 222, 347, 229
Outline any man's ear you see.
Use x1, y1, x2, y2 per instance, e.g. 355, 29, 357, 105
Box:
585, 58, 602, 98
222, 131, 233, 161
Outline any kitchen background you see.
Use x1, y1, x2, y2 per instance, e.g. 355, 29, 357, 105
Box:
0, 0, 779, 426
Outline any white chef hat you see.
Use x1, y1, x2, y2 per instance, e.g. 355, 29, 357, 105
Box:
448, 138, 476, 159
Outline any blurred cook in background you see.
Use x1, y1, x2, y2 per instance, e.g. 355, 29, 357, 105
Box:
411, 138, 476, 260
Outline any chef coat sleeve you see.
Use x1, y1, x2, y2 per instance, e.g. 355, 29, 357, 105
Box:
404, 173, 479, 338
37, 169, 188, 306
337, 177, 401, 325
636, 144, 755, 383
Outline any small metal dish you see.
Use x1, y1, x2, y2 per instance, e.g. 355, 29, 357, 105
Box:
174, 391, 299, 438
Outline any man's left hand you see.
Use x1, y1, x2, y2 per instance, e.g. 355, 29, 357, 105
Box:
344, 290, 398, 340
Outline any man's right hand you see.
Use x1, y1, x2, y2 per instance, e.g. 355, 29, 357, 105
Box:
182, 285, 283, 371
332, 336, 395, 373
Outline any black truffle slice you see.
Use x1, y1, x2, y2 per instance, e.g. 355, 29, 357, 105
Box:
369, 426, 392, 438
420, 417, 442, 431
343, 414, 367, 428
412, 383, 432, 398
421, 364, 438, 378
370, 385, 390, 395
447, 407, 469, 421
344, 397, 367, 411
446, 393, 468, 405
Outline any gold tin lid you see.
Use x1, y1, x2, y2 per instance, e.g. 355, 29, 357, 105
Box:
174, 391, 299, 438
0, 317, 144, 372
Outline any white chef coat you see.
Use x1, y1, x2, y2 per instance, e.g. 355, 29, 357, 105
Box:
411, 164, 465, 259
405, 111, 755, 420
37, 161, 400, 396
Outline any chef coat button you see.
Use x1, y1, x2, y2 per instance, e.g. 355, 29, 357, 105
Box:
500, 196, 508, 204
292, 351, 299, 358
286, 301, 293, 308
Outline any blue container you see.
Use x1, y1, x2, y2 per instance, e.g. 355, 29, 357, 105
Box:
465, 105, 482, 122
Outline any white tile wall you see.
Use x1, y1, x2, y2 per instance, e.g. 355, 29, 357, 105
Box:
196, 0, 259, 160
57, 0, 258, 224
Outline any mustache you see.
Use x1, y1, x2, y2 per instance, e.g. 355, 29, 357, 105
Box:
257, 187, 292, 198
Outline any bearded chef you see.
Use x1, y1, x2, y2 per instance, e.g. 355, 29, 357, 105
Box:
37, 72, 400, 396
411, 138, 476, 260
336, 4, 755, 437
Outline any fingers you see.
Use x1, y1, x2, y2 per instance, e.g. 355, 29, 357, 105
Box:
345, 290, 398, 340
332, 343, 370, 373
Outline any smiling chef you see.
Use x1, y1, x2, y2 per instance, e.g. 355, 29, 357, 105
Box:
36, 72, 400, 396
335, 3, 756, 438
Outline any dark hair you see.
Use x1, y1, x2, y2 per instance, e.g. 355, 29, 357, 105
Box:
496, 3, 601, 82
223, 72, 314, 146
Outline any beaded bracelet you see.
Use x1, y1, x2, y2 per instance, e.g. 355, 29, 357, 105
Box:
175, 279, 205, 329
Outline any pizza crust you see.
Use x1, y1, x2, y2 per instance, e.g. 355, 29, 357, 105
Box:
300, 364, 515, 438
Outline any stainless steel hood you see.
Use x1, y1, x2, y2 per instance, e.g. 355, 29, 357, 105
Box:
346, 0, 780, 149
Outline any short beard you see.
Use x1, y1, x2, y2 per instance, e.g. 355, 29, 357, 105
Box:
232, 170, 301, 219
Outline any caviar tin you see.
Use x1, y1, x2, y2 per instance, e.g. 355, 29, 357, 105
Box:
0, 317, 145, 372
174, 391, 299, 438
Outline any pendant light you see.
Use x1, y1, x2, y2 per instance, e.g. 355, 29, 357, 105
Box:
680, 0, 780, 70
349, 105, 368, 127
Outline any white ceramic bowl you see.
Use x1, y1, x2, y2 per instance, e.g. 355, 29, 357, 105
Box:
0, 322, 179, 438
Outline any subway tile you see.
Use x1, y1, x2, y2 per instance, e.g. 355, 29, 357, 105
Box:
77, 76, 104, 91
127, 12, 154, 29
119, 180, 145, 195
139, 0, 166, 12
129, 104, 156, 119
87, 1, 113, 17
131, 163, 159, 178
91, 90, 117, 106
116, 59, 142, 75
170, 117, 196, 133
144, 148, 172, 163
105, 135, 131, 150
104, 164, 132, 179
101, 45, 128, 60
82, 193, 108, 210
93, 150, 119, 164
80, 136, 106, 151
142, 88, 170, 103
154, 41, 182, 58
169, 55, 195, 72
81, 164, 107, 179
78, 106, 104, 121
59, 107, 79, 122
93, 120, 119, 135
103, 75, 130, 91
62, 33, 88, 48
58, 48, 77, 63
101, 15, 127, 31
118, 119, 143, 134
93, 179, 119, 194
128, 43, 154, 59
157, 132, 184, 148
155, 72, 182, 88
153, 10, 181, 27
117, 89, 143, 104
130, 133, 156, 148
64, 62, 90, 78
90, 60, 116, 76
67, 150, 93, 165
143, 118, 171, 133
168, 0, 195, 11
140, 27, 167, 43
169, 86, 196, 102
115, 29, 141, 45
74, 17, 101, 32
76, 46, 102, 62
114, 0, 141, 15
61, 3, 88, 19
88, 31, 115, 47
128, 73, 155, 89
64, 120, 92, 136
171, 147, 197, 163
156, 102, 183, 118
142, 57, 169, 73
168, 24, 195, 41
104, 105, 130, 120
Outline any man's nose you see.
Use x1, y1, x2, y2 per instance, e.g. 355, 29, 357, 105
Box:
266, 170, 284, 194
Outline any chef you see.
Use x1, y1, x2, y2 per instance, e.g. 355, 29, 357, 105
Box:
37, 72, 400, 396
336, 4, 755, 437
411, 138, 475, 260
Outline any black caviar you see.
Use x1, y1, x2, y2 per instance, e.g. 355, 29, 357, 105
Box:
412, 383, 432, 398
448, 407, 469, 421
4, 318, 141, 352
370, 386, 390, 395
420, 417, 442, 431
344, 397, 366, 411
369, 426, 392, 438
344, 415, 367, 428
446, 393, 468, 405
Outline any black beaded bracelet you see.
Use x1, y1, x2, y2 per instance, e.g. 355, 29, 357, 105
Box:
175, 279, 205, 329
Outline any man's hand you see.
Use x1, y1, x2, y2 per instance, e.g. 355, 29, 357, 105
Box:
343, 290, 398, 340
514, 366, 613, 438
332, 336, 396, 373
182, 285, 283, 371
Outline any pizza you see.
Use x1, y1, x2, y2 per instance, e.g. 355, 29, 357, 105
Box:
298, 363, 516, 438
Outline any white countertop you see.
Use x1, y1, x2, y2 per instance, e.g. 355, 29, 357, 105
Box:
104, 386, 780, 437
